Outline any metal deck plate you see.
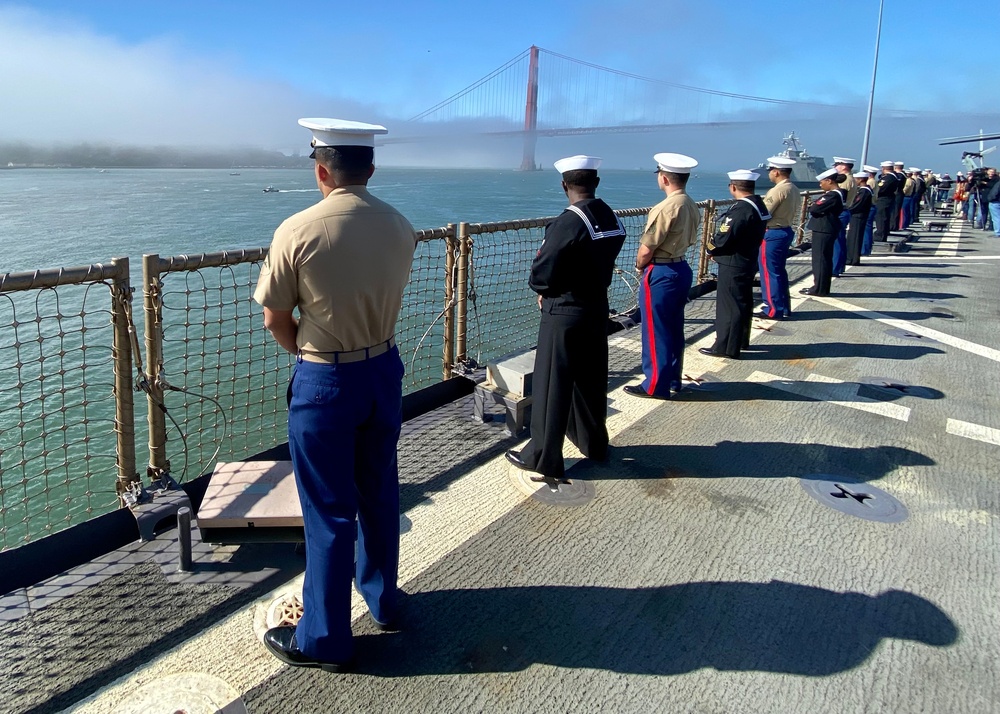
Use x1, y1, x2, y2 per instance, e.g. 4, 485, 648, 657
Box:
509, 466, 596, 508
112, 672, 247, 714
800, 477, 908, 523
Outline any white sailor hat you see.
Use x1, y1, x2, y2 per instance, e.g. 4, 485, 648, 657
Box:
908, 167, 921, 173
817, 168, 838, 181
727, 169, 759, 181
766, 156, 796, 169
832, 156, 856, 165
893, 161, 905, 167
863, 164, 879, 174
957, 171, 964, 177
880, 160, 895, 167
653, 152, 698, 173
298, 118, 388, 158
853, 171, 870, 179
553, 155, 601, 173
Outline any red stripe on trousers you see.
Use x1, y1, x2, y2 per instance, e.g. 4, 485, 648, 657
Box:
760, 240, 773, 317
643, 265, 659, 395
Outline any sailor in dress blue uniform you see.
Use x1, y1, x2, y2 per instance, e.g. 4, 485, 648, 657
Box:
800, 168, 846, 296
505, 155, 626, 486
699, 169, 770, 359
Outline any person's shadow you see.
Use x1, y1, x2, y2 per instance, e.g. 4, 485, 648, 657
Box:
243, 582, 957, 688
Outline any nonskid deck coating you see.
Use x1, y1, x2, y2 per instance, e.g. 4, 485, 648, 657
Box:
3, 224, 998, 713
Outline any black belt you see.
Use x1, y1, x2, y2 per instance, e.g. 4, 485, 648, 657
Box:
299, 336, 396, 364
651, 257, 685, 264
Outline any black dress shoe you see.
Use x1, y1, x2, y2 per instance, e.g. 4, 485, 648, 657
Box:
505, 449, 533, 471
263, 626, 351, 673
799, 287, 818, 295
698, 347, 738, 359
622, 384, 668, 400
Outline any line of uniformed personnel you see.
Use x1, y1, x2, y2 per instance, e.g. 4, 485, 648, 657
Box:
253, 115, 940, 671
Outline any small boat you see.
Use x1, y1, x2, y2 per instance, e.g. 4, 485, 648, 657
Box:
263, 185, 279, 193
229, 172, 241, 176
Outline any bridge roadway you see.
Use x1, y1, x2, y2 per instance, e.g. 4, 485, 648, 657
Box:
2, 221, 998, 714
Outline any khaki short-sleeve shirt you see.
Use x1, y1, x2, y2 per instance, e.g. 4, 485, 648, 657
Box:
640, 191, 700, 259
253, 185, 416, 358
763, 179, 801, 228
840, 172, 858, 206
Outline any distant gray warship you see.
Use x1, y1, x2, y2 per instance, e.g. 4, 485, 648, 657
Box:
756, 132, 828, 189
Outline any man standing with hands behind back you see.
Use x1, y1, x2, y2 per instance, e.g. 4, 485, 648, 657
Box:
699, 169, 770, 360
254, 118, 416, 673
505, 155, 626, 488
758, 156, 800, 320
624, 152, 700, 401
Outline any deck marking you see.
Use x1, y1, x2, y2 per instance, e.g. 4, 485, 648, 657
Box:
946, 418, 1000, 447
933, 232, 960, 258
746, 370, 911, 421
810, 295, 1000, 364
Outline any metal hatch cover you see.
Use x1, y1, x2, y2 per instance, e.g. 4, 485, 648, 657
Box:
800, 477, 908, 523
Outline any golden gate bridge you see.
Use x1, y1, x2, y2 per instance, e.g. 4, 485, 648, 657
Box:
385, 45, 896, 170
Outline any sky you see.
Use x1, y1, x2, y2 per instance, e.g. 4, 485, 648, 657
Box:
1, 0, 998, 170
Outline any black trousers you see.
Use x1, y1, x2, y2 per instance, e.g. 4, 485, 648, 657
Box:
712, 260, 755, 357
874, 200, 894, 241
846, 217, 865, 265
520, 308, 609, 480
810, 230, 836, 295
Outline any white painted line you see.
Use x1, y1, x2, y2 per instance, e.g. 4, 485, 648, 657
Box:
746, 371, 911, 421
946, 418, 1000, 447
933, 231, 960, 258
788, 255, 1000, 261
810, 295, 1000, 364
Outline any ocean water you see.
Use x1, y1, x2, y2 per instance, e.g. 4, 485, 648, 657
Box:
0, 168, 736, 549
0, 168, 733, 273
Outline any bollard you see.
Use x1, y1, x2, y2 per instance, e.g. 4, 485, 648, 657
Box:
177, 506, 193, 573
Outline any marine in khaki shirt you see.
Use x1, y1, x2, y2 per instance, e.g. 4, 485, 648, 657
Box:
638, 191, 700, 261
763, 179, 801, 228
253, 184, 416, 361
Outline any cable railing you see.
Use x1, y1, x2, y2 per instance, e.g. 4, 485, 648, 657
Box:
0, 193, 817, 551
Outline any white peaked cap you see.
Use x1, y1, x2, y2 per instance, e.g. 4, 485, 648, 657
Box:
728, 169, 760, 181
908, 167, 921, 173
863, 165, 879, 174
298, 118, 387, 156
653, 152, 698, 173
817, 168, 838, 181
766, 156, 796, 169
553, 155, 602, 173
854, 171, 870, 179
832, 156, 856, 164
894, 161, 905, 166
880, 160, 895, 167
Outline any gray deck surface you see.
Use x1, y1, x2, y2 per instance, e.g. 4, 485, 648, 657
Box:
2, 223, 998, 714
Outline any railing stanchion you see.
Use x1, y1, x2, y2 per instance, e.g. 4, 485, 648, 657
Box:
455, 222, 470, 366
698, 200, 716, 282
110, 257, 138, 499
442, 224, 457, 380
797, 193, 811, 246
142, 254, 168, 478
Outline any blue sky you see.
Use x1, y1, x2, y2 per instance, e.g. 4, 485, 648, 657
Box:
1, 1, 998, 167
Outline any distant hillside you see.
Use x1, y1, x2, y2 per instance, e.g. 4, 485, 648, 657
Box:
0, 143, 312, 169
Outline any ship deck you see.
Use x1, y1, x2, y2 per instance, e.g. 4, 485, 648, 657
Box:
2, 220, 998, 714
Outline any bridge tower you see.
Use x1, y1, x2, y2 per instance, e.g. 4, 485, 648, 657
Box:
518, 45, 540, 171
